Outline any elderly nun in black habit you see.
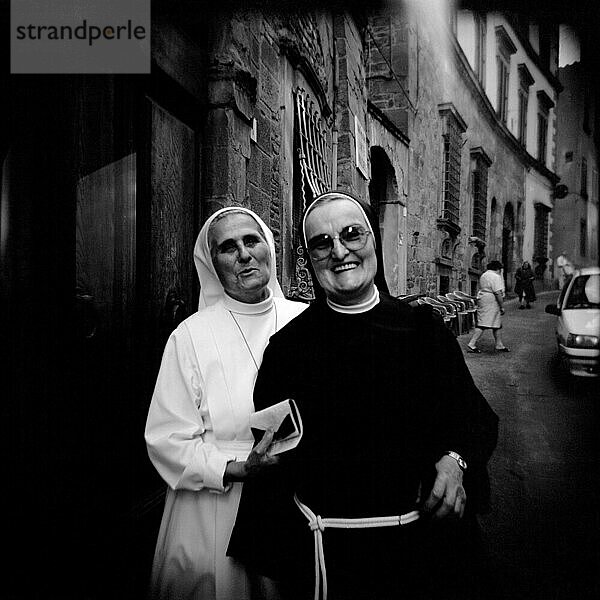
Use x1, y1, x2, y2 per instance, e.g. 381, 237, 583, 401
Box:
228, 191, 499, 600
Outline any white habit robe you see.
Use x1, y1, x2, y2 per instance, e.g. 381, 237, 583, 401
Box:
145, 291, 306, 600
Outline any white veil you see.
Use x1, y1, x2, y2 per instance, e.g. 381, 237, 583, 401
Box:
193, 207, 284, 310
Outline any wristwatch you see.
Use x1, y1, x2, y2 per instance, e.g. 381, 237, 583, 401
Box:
445, 451, 467, 471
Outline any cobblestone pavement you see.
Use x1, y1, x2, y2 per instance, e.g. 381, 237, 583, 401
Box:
456, 291, 599, 600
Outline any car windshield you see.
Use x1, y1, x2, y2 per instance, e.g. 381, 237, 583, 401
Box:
564, 274, 600, 309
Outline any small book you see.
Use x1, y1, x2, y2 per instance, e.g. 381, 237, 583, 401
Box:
249, 399, 303, 456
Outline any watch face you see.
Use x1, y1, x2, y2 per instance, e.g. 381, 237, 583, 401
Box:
447, 451, 467, 470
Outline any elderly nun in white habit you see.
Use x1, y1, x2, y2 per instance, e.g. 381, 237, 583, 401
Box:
145, 207, 307, 600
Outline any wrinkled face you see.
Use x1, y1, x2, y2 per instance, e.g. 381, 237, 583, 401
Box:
304, 199, 377, 305
209, 213, 271, 303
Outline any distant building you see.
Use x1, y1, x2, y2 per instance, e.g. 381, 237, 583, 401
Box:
366, 1, 561, 295
553, 58, 599, 278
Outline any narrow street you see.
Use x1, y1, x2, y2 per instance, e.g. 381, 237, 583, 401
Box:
456, 291, 599, 600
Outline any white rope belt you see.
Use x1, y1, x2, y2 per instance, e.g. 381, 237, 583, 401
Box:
294, 494, 420, 600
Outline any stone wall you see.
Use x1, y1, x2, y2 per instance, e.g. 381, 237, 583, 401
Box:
367, 12, 410, 136
202, 8, 334, 281
397, 1, 528, 295
334, 13, 369, 200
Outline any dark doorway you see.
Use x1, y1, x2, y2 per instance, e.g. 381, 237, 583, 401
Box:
502, 202, 515, 289
4, 72, 203, 599
369, 146, 405, 294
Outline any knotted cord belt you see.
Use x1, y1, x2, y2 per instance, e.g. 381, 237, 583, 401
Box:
294, 495, 420, 600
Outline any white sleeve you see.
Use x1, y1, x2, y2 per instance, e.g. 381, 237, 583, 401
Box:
491, 273, 504, 294
144, 326, 236, 493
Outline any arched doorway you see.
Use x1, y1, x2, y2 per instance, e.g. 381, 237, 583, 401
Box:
502, 202, 515, 288
515, 201, 524, 262
489, 197, 498, 258
369, 146, 406, 295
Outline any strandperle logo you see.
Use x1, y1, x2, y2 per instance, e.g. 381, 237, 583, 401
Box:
11, 0, 150, 74
15, 20, 147, 47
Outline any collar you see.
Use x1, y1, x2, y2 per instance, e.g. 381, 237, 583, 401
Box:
223, 288, 274, 315
326, 285, 380, 314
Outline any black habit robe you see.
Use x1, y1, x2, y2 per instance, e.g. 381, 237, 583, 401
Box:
229, 292, 499, 599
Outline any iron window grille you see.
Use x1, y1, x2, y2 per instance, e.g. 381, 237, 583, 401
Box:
471, 158, 490, 241
533, 203, 550, 260
438, 104, 467, 235
289, 87, 332, 301
442, 117, 463, 226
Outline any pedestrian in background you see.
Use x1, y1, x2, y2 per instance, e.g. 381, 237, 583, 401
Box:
514, 260, 536, 309
467, 260, 509, 353
556, 251, 574, 289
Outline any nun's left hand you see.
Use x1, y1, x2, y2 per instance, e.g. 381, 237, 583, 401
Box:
423, 455, 466, 519
223, 428, 279, 483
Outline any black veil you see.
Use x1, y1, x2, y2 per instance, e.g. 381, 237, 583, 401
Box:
301, 191, 390, 302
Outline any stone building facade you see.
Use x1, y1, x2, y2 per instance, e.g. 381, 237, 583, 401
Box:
196, 6, 411, 298
364, 1, 562, 295
172, 1, 564, 300
553, 60, 599, 274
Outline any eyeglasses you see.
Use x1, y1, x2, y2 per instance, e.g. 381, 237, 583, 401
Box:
306, 225, 372, 261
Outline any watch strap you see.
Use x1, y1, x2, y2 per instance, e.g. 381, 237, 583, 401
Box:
445, 450, 467, 471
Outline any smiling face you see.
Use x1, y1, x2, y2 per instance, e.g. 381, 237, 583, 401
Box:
304, 198, 377, 305
209, 212, 271, 303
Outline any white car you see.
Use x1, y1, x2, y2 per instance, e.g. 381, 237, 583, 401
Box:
545, 267, 600, 377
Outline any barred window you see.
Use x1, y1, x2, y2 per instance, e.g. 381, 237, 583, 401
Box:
438, 104, 467, 230
289, 87, 332, 300
470, 147, 491, 241
443, 121, 462, 225
534, 203, 550, 259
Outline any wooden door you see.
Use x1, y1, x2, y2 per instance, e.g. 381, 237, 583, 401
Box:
74, 77, 201, 597
4, 73, 202, 598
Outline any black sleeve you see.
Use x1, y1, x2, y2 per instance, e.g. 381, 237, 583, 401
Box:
227, 330, 307, 576
415, 306, 499, 512
253, 333, 297, 411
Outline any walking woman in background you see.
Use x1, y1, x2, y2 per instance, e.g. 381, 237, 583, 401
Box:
514, 261, 536, 309
467, 260, 509, 353
145, 207, 306, 600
